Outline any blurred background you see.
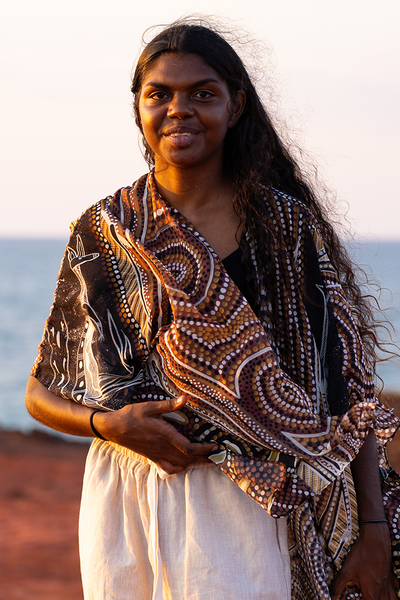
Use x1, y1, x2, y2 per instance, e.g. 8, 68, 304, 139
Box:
1, 0, 399, 598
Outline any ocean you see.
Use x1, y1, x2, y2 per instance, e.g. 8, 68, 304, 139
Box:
1, 238, 399, 439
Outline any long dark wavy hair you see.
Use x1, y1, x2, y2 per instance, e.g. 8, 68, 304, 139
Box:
131, 17, 389, 376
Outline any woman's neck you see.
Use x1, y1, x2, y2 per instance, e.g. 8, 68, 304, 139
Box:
153, 162, 229, 214
153, 163, 242, 260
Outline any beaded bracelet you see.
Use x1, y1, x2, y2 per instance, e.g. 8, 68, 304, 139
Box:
359, 519, 389, 525
90, 409, 107, 441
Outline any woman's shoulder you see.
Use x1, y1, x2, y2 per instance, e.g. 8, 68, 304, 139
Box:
264, 187, 321, 240
270, 187, 318, 220
69, 174, 149, 234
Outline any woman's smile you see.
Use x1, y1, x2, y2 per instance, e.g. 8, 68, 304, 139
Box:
138, 53, 244, 172
163, 126, 200, 148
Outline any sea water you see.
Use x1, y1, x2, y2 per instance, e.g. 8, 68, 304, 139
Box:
0, 238, 399, 437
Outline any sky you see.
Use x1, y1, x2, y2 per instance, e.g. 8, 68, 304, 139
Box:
1, 0, 399, 240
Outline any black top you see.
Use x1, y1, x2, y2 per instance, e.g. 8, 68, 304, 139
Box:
222, 247, 252, 305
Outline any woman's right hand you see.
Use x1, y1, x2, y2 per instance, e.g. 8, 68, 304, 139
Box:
25, 377, 216, 475
95, 396, 217, 474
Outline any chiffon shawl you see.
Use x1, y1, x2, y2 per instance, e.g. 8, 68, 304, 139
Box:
32, 173, 400, 598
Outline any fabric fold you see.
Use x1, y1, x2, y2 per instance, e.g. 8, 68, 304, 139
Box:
32, 172, 400, 597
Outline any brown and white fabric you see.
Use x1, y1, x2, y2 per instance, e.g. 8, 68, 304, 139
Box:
32, 173, 400, 598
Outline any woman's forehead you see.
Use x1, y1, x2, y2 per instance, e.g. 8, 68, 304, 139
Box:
141, 53, 225, 89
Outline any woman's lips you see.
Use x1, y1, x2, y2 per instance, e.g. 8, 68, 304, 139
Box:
163, 130, 199, 148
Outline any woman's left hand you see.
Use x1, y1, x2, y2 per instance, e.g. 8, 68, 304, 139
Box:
329, 523, 399, 599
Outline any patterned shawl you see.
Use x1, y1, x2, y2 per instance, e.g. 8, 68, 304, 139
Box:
32, 173, 400, 599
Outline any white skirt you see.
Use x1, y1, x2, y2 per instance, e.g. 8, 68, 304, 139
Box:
79, 439, 291, 600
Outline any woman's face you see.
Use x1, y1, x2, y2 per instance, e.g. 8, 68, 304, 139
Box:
138, 53, 244, 173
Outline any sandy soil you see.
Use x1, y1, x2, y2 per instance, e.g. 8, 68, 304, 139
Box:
0, 430, 89, 600
1, 394, 400, 600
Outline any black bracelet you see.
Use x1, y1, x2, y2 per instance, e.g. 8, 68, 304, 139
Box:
359, 519, 389, 525
90, 409, 107, 441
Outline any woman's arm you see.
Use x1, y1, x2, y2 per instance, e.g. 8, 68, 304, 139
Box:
25, 376, 217, 474
330, 429, 398, 599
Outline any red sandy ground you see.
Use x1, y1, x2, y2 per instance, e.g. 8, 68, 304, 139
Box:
1, 395, 400, 600
0, 430, 89, 600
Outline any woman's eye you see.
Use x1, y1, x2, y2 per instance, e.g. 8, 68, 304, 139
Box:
149, 91, 169, 100
193, 90, 214, 99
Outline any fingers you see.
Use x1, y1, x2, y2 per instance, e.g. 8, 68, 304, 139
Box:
111, 397, 219, 472
182, 441, 219, 455
156, 458, 186, 475
115, 399, 218, 467
330, 571, 399, 600
329, 581, 341, 599
157, 454, 214, 475
329, 568, 354, 600
142, 397, 218, 456
158, 422, 218, 456
145, 395, 187, 416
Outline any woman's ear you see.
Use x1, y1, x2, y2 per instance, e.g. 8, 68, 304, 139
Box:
228, 90, 246, 128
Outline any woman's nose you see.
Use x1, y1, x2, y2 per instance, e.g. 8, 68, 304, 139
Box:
167, 94, 194, 119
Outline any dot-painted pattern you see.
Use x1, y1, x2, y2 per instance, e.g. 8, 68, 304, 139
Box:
31, 173, 400, 598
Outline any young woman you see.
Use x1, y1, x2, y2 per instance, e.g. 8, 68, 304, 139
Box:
26, 19, 400, 600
